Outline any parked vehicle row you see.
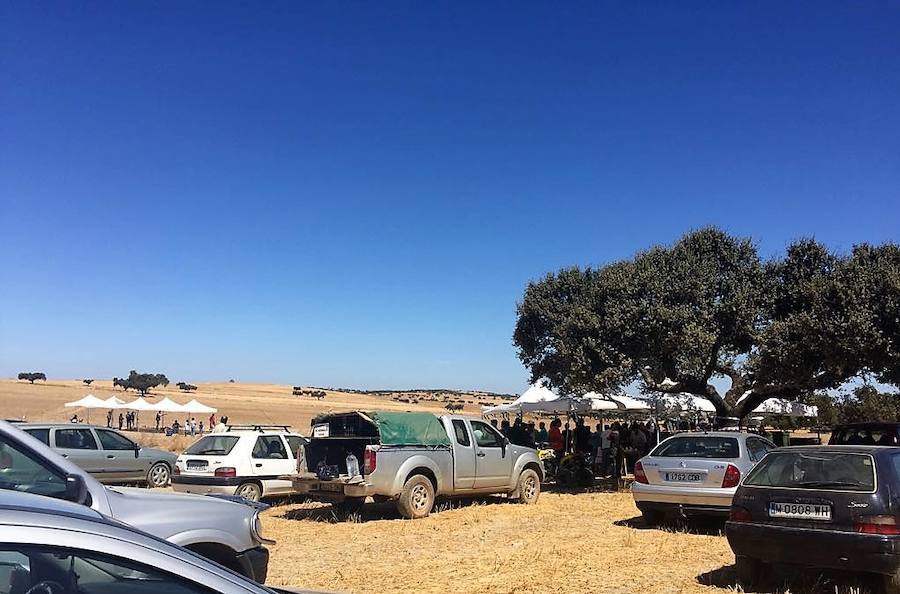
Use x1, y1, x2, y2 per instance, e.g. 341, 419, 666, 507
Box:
631, 424, 900, 591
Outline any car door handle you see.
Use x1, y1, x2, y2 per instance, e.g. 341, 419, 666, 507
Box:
61, 454, 68, 458
255, 463, 262, 467
476, 452, 486, 457
106, 455, 115, 459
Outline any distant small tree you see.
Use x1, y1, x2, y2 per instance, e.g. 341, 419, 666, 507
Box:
229, 379, 236, 383
82, 379, 94, 385
177, 382, 198, 392
18, 372, 46, 384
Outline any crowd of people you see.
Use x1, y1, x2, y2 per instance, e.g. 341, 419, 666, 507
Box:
85, 409, 229, 438
489, 416, 659, 478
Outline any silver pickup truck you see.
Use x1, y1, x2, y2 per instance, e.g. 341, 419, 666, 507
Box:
287, 411, 543, 519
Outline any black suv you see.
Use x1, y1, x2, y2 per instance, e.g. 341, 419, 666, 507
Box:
829, 422, 900, 446
726, 446, 900, 592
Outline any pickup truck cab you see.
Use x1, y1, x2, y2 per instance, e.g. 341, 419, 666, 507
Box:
287, 411, 543, 519
0, 419, 272, 583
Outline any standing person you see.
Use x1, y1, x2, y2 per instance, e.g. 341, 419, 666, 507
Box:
575, 418, 591, 454
489, 419, 499, 429
549, 419, 564, 458
600, 425, 612, 475
199, 420, 204, 435
536, 422, 549, 446
562, 422, 571, 454
155, 411, 162, 432
118, 413, 124, 430
500, 420, 511, 439
590, 424, 604, 472
213, 417, 226, 433
209, 413, 216, 429
106, 410, 113, 428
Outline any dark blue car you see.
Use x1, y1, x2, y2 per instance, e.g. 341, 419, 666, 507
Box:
727, 445, 900, 592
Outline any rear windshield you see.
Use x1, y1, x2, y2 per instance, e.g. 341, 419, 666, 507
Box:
831, 427, 898, 446
652, 436, 739, 459
744, 451, 876, 492
184, 435, 240, 456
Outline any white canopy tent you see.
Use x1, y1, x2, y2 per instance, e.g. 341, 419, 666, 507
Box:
63, 394, 109, 423
153, 397, 187, 413
483, 384, 651, 417
583, 393, 651, 413
124, 398, 160, 412
181, 399, 217, 414
101, 396, 128, 409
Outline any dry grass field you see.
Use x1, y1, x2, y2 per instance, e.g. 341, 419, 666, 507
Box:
0, 379, 869, 593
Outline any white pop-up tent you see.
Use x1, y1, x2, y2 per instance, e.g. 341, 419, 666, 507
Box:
181, 399, 217, 414
153, 397, 187, 413
63, 394, 110, 423
583, 392, 651, 413
101, 396, 128, 409
124, 397, 160, 412
482, 382, 564, 415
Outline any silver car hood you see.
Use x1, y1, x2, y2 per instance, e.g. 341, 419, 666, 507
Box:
105, 487, 262, 549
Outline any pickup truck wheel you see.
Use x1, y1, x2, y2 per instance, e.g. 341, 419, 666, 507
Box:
235, 482, 262, 502
397, 475, 434, 519
512, 469, 540, 504
147, 462, 170, 488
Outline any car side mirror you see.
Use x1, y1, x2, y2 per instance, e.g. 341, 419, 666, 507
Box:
64, 473, 89, 505
134, 443, 141, 458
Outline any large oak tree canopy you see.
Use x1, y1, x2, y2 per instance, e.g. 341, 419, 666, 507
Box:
513, 228, 899, 420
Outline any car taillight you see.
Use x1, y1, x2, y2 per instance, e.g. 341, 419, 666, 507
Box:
364, 447, 377, 475
634, 460, 649, 484
729, 506, 752, 523
722, 464, 741, 488
855, 515, 900, 535
215, 467, 236, 478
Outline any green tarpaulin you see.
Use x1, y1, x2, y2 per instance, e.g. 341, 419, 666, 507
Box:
366, 411, 451, 446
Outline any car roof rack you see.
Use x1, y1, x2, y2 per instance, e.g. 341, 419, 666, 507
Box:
225, 424, 292, 433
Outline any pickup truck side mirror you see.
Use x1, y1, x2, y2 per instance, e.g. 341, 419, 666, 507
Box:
134, 443, 141, 458
64, 473, 89, 505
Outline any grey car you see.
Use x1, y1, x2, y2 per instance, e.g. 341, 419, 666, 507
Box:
0, 420, 270, 582
18, 423, 176, 488
0, 490, 320, 594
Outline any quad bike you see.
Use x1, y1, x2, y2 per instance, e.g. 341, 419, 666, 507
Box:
556, 451, 595, 488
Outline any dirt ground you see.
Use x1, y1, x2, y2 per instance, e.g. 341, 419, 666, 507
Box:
0, 379, 867, 593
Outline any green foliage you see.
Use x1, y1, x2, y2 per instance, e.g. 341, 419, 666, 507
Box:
82, 379, 94, 385
514, 228, 900, 420
113, 370, 170, 396
17, 372, 46, 384
810, 386, 900, 425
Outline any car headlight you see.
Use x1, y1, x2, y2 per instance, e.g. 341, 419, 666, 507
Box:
250, 511, 275, 545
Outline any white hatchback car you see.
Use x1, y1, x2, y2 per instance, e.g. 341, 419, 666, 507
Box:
172, 425, 307, 502
631, 431, 776, 524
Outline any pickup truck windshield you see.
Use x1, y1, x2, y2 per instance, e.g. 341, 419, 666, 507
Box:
744, 451, 876, 492
184, 436, 240, 456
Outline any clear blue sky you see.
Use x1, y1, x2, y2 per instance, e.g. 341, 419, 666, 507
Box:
2, 2, 898, 393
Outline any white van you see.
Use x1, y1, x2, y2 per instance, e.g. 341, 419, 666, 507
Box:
172, 425, 306, 501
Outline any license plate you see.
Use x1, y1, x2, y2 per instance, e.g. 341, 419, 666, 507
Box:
186, 461, 207, 470
665, 472, 703, 482
769, 502, 832, 520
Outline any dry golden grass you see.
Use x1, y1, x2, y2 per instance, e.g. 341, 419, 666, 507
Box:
260, 491, 735, 594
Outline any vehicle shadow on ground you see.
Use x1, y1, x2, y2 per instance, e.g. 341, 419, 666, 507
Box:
614, 514, 725, 536
279, 495, 510, 523
697, 564, 879, 593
